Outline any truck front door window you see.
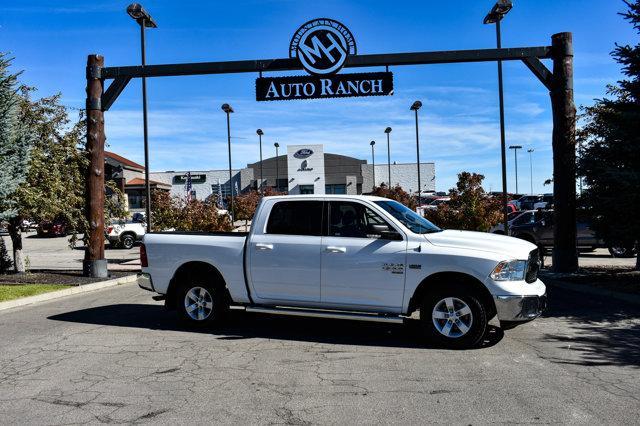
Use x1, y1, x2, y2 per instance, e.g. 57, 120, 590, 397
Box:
328, 201, 389, 238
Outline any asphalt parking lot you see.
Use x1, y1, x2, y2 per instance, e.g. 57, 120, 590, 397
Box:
0, 282, 638, 424
1, 233, 140, 272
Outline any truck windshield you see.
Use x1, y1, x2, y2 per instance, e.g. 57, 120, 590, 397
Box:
374, 200, 442, 234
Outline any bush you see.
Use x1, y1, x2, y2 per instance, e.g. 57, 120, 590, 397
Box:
371, 184, 417, 210
424, 172, 502, 232
150, 190, 232, 232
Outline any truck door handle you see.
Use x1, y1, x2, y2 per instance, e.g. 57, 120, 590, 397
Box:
325, 246, 346, 253
256, 243, 273, 251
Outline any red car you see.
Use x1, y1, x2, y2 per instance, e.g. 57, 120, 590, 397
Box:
37, 220, 68, 237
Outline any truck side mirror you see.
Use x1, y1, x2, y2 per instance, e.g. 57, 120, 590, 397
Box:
370, 224, 402, 240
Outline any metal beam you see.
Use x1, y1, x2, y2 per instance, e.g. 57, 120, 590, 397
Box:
101, 46, 552, 80
522, 57, 553, 91
102, 76, 131, 111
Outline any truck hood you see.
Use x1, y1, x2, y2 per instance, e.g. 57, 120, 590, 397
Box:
425, 229, 536, 260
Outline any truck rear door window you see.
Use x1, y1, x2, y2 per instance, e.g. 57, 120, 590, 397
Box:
266, 201, 323, 236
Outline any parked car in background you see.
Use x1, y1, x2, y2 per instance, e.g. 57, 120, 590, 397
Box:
0, 222, 8, 236
37, 219, 68, 237
106, 218, 146, 249
424, 197, 450, 210
516, 195, 542, 211
533, 194, 553, 210
490, 210, 535, 235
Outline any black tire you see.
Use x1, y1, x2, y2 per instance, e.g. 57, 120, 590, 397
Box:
608, 244, 636, 258
420, 287, 488, 349
120, 233, 135, 250
176, 279, 229, 327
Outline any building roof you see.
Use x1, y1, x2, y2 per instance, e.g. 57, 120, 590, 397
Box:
105, 151, 145, 171
126, 177, 169, 187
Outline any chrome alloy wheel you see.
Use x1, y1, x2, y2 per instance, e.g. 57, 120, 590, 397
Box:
184, 287, 213, 321
432, 297, 474, 338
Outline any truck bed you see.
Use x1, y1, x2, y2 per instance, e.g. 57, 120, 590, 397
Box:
142, 232, 250, 303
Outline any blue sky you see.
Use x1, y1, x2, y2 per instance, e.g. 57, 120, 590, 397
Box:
1, 1, 636, 193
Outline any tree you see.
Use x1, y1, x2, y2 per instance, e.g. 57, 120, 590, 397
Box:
371, 183, 417, 210
229, 188, 285, 230
424, 172, 502, 232
0, 53, 33, 272
577, 0, 640, 269
0, 238, 12, 273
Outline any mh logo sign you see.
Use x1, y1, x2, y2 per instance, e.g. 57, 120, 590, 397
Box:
290, 18, 356, 75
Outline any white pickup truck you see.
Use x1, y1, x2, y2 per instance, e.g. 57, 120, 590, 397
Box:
138, 195, 546, 348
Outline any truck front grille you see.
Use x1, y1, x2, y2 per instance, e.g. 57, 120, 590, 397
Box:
525, 249, 540, 283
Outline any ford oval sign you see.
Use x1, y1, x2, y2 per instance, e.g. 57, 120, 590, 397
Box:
294, 149, 314, 159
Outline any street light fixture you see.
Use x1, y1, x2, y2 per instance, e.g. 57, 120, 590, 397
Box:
484, 0, 513, 233
410, 101, 423, 205
527, 148, 534, 195
274, 142, 280, 191
221, 103, 234, 218
126, 3, 157, 232
370, 140, 376, 191
256, 129, 264, 193
509, 145, 522, 195
384, 127, 392, 188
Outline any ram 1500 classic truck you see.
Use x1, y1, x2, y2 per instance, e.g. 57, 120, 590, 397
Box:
138, 195, 546, 348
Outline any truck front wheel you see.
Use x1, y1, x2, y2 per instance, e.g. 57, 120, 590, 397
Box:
420, 289, 488, 349
177, 282, 228, 326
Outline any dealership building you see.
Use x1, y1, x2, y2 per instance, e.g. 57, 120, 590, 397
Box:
106, 145, 435, 209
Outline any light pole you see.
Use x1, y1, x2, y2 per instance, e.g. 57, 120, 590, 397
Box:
410, 101, 422, 204
384, 127, 392, 187
509, 145, 522, 194
274, 142, 280, 191
256, 129, 264, 193
484, 0, 512, 233
127, 3, 157, 232
370, 140, 376, 190
222, 103, 234, 218
527, 148, 534, 195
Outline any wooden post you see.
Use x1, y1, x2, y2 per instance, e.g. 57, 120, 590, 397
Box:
550, 33, 578, 272
83, 54, 108, 278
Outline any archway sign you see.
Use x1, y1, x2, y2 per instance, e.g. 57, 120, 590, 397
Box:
84, 18, 577, 277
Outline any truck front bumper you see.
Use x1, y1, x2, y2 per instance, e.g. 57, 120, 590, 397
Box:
137, 273, 154, 292
494, 292, 547, 323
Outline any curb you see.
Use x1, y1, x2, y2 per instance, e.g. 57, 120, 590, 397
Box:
545, 278, 640, 306
0, 274, 137, 312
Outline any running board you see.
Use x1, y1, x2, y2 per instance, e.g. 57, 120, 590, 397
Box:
245, 306, 405, 324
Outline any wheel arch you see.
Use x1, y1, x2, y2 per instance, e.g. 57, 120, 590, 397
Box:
407, 271, 496, 319
165, 261, 230, 310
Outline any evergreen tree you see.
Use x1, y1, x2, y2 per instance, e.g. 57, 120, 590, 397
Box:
577, 1, 640, 269
0, 53, 33, 273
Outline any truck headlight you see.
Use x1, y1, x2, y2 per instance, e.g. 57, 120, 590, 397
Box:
490, 260, 527, 281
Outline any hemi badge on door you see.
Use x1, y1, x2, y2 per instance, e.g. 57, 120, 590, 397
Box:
409, 264, 422, 269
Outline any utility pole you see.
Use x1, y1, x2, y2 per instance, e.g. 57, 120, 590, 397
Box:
509, 145, 522, 194
528, 148, 534, 195
84, 54, 107, 278
385, 127, 392, 187
550, 32, 577, 272
256, 129, 264, 193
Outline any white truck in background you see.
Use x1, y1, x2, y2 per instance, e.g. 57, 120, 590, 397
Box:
138, 195, 546, 348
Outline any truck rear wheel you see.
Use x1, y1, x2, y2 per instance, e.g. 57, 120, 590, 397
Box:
177, 281, 228, 326
420, 288, 488, 349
